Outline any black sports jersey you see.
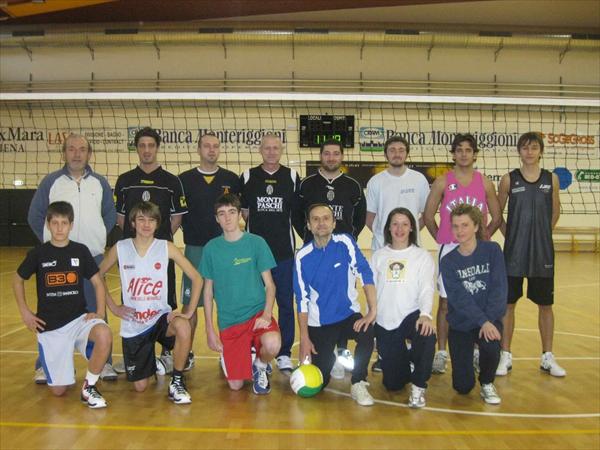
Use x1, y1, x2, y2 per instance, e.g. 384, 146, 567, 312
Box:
114, 166, 187, 240
504, 169, 554, 277
295, 170, 366, 243
179, 167, 241, 246
240, 165, 301, 262
17, 241, 98, 332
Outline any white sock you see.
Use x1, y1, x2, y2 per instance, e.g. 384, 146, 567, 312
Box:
254, 358, 267, 369
85, 370, 100, 386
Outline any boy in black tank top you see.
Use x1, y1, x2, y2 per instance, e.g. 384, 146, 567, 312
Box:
496, 132, 565, 378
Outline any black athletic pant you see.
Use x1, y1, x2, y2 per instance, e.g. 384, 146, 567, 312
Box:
448, 320, 502, 394
374, 310, 436, 391
308, 313, 374, 387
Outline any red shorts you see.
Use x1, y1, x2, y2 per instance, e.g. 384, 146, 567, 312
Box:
220, 311, 280, 381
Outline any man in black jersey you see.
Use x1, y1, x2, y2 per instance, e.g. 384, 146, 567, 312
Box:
294, 139, 367, 375
240, 134, 301, 374
496, 132, 565, 378
114, 127, 187, 369
179, 133, 240, 370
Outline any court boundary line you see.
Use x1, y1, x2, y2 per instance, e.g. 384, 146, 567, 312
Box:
0, 421, 598, 437
325, 388, 600, 419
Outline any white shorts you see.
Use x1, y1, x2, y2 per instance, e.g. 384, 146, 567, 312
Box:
437, 243, 459, 298
37, 314, 106, 386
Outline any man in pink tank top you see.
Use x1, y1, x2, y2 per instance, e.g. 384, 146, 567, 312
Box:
424, 133, 501, 374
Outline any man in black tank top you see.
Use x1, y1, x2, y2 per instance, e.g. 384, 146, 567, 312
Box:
496, 132, 565, 378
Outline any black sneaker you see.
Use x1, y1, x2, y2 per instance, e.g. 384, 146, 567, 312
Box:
168, 377, 192, 404
81, 381, 107, 408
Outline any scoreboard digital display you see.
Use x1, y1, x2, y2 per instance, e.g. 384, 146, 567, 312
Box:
299, 115, 355, 148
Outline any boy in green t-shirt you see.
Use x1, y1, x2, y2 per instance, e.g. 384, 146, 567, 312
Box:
201, 193, 281, 394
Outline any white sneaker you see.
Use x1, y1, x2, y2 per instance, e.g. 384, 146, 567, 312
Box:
276, 355, 294, 375
496, 351, 513, 376
432, 350, 448, 374
99, 363, 118, 381
330, 359, 345, 380
81, 381, 107, 408
159, 351, 174, 375
540, 352, 566, 377
112, 360, 126, 374
168, 376, 192, 404
473, 348, 480, 373
480, 383, 501, 405
351, 380, 374, 406
337, 348, 355, 372
408, 384, 426, 408
34, 367, 47, 385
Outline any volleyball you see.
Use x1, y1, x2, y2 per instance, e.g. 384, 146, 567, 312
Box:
290, 363, 324, 398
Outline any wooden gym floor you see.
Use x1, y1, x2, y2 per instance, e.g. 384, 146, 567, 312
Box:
0, 247, 598, 450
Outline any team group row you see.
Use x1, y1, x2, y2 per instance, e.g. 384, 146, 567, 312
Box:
14, 128, 563, 409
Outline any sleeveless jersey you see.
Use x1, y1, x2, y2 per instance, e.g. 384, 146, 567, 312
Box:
437, 170, 488, 244
504, 169, 554, 277
117, 238, 172, 338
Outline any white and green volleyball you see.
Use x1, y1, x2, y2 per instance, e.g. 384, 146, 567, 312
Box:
290, 363, 324, 398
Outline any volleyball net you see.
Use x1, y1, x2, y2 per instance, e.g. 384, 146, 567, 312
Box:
0, 92, 598, 214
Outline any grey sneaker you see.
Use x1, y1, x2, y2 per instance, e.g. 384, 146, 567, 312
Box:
432, 350, 448, 374
99, 363, 118, 381
276, 355, 294, 375
408, 384, 426, 408
350, 381, 374, 406
159, 351, 174, 375
112, 360, 126, 374
540, 352, 566, 377
337, 348, 355, 372
480, 383, 501, 405
330, 359, 345, 380
34, 367, 47, 385
496, 351, 512, 376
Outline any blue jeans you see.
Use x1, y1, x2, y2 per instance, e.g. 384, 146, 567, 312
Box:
36, 254, 112, 369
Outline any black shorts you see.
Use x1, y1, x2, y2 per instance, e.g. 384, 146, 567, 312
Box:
507, 276, 554, 305
122, 313, 175, 382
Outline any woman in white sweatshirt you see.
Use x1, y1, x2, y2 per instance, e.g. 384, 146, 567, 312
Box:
371, 207, 436, 408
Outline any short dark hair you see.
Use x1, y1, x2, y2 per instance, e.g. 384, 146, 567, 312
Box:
214, 193, 241, 214
517, 132, 544, 153
383, 207, 418, 246
319, 139, 344, 154
128, 201, 162, 231
307, 203, 334, 220
198, 132, 219, 147
46, 201, 74, 223
62, 133, 92, 153
450, 204, 484, 240
134, 127, 161, 147
384, 135, 410, 155
450, 133, 478, 153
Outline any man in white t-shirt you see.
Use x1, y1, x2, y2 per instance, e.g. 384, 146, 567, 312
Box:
366, 135, 430, 252
366, 135, 430, 372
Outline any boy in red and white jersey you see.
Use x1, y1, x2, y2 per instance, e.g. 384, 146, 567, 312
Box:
99, 201, 202, 404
